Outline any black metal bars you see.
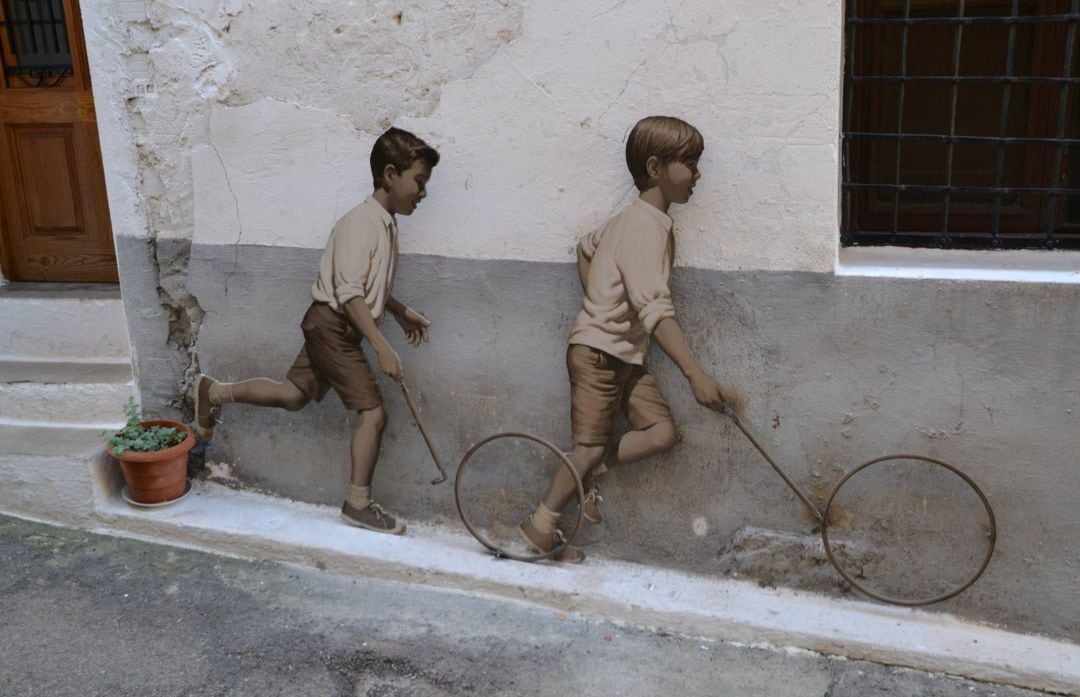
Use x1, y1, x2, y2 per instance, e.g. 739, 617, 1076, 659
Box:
0, 0, 72, 86
852, 12, 1080, 23
842, 0, 1080, 250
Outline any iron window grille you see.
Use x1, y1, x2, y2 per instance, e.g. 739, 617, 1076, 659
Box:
842, 0, 1080, 249
0, 0, 72, 87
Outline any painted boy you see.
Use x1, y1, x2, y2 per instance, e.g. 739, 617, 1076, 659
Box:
193, 127, 439, 535
521, 115, 744, 562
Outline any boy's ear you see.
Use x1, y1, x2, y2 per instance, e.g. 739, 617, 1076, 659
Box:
645, 155, 661, 181
382, 163, 398, 190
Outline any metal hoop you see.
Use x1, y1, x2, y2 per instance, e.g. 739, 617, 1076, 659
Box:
820, 454, 997, 607
454, 431, 586, 562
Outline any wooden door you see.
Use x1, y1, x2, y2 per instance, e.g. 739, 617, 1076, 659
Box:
0, 0, 117, 283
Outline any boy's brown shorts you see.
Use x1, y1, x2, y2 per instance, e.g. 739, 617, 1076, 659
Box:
567, 343, 674, 446
286, 302, 382, 412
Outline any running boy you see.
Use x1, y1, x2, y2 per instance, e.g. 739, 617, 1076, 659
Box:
193, 127, 439, 535
521, 115, 744, 562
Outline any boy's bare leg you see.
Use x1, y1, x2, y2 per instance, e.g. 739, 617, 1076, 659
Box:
519, 445, 604, 563
341, 406, 404, 535
348, 406, 387, 490
580, 421, 677, 524
599, 420, 678, 474
214, 379, 310, 410
195, 375, 309, 441
541, 444, 606, 512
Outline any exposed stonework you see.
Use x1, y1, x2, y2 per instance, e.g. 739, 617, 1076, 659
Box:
717, 526, 877, 596
134, 0, 527, 244
88, 0, 529, 416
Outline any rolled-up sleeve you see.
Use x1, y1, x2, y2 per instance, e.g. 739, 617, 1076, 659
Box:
617, 228, 675, 334
331, 218, 378, 308
578, 227, 604, 262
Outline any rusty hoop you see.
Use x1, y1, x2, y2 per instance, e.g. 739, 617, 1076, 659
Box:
454, 431, 586, 562
820, 454, 998, 607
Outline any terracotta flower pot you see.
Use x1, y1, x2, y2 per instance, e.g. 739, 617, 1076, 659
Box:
108, 419, 195, 504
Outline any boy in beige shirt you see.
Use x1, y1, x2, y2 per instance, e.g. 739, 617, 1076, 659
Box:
193, 127, 439, 535
521, 116, 744, 562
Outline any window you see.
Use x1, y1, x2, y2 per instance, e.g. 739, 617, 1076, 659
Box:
842, 0, 1080, 249
0, 0, 73, 88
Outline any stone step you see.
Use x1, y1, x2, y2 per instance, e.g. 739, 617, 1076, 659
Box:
0, 379, 134, 424
0, 284, 130, 361
0, 359, 133, 385
0, 421, 123, 457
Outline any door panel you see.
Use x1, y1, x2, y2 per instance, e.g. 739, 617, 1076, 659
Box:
12, 125, 84, 231
0, 0, 117, 282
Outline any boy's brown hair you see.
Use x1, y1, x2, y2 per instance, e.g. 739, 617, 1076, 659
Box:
625, 116, 704, 191
370, 127, 441, 189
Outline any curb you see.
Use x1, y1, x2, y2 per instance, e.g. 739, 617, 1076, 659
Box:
58, 469, 1080, 696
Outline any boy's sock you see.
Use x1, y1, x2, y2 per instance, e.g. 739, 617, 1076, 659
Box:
207, 381, 233, 405
347, 484, 372, 509
530, 503, 560, 534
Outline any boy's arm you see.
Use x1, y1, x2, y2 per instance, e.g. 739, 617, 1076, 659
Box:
619, 229, 745, 412
386, 296, 406, 317
343, 297, 401, 380
577, 244, 591, 289
386, 294, 430, 347
576, 228, 603, 290
652, 318, 745, 412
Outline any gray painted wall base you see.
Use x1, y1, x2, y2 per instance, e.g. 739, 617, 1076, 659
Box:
174, 243, 1078, 641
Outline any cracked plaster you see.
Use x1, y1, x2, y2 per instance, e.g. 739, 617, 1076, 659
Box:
84, 0, 530, 412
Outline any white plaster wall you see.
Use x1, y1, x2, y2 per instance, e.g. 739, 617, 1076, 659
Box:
83, 1, 157, 242
89, 0, 844, 273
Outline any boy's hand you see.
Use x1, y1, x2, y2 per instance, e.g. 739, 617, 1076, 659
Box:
689, 372, 746, 413
689, 371, 724, 410
394, 307, 430, 347
376, 345, 403, 380
718, 384, 747, 413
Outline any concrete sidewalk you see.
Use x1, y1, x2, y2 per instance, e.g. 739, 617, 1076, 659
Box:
0, 514, 1057, 697
1, 449, 1079, 695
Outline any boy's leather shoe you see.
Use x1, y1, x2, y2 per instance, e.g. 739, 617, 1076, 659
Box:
341, 500, 406, 535
518, 516, 585, 563
193, 374, 220, 442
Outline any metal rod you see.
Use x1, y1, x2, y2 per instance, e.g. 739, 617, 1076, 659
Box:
850, 75, 1080, 84
1043, 0, 1080, 245
454, 432, 585, 563
721, 405, 823, 523
844, 132, 1080, 146
45, 0, 60, 54
852, 14, 1080, 25
22, 1, 40, 56
891, 0, 913, 241
398, 379, 447, 485
940, 0, 967, 244
843, 182, 1080, 194
820, 454, 997, 607
841, 0, 858, 245
849, 231, 1075, 247
992, 0, 1022, 245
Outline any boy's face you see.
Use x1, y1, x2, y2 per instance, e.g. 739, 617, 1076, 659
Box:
385, 159, 432, 216
654, 158, 701, 205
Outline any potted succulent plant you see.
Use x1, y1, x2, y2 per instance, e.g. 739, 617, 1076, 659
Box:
104, 399, 195, 504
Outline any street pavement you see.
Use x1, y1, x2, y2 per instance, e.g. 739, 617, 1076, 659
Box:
0, 514, 1050, 697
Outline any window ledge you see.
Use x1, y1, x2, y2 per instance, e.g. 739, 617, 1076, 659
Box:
836, 246, 1080, 284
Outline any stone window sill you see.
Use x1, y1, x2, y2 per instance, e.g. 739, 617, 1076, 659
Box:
836, 246, 1080, 284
